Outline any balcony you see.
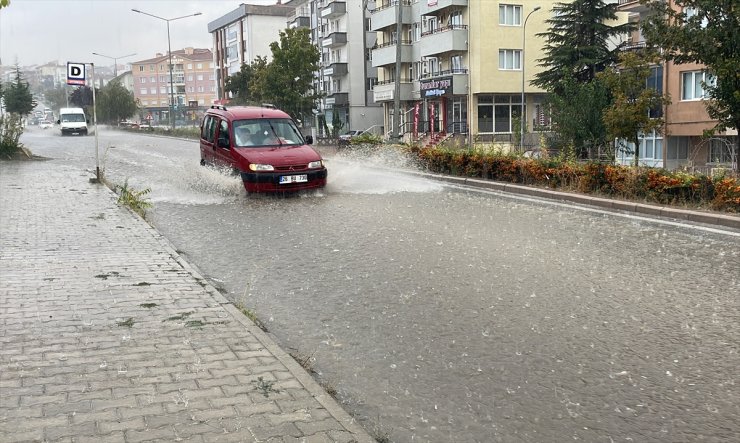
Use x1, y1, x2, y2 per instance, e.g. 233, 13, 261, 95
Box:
288, 15, 310, 29
325, 62, 348, 76
321, 1, 346, 19
419, 24, 468, 57
325, 92, 349, 106
420, 0, 468, 15
371, 1, 412, 31
617, 0, 650, 13
371, 40, 413, 67
322, 32, 347, 48
373, 80, 414, 102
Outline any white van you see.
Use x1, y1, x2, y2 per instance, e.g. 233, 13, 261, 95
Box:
57, 107, 88, 136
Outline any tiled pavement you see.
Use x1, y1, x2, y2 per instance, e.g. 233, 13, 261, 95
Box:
0, 161, 374, 443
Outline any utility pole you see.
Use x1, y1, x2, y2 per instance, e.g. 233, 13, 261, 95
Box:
392, 0, 402, 141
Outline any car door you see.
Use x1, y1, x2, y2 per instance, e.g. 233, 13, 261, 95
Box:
200, 115, 217, 164
212, 118, 236, 169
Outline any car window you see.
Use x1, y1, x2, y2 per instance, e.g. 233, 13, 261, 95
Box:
233, 118, 303, 147
202, 115, 216, 143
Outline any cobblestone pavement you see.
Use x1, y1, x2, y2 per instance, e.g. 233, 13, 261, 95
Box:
0, 161, 373, 443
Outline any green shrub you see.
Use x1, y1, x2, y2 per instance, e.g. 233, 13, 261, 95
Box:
115, 179, 152, 218
0, 113, 25, 159
350, 133, 382, 145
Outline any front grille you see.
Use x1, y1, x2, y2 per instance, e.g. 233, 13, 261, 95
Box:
274, 164, 308, 172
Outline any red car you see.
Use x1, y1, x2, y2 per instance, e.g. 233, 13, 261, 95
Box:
199, 105, 327, 193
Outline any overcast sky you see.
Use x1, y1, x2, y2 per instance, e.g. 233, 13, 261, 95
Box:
0, 0, 277, 68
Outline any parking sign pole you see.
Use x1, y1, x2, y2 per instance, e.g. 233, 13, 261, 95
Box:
90, 63, 100, 182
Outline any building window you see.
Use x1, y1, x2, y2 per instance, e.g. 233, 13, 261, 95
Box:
187, 75, 194, 81
667, 136, 690, 160
140, 77, 146, 84
149, 64, 155, 71
209, 74, 215, 81
188, 86, 194, 93
618, 130, 663, 162
141, 100, 148, 106
140, 88, 147, 95
499, 49, 522, 70
160, 75, 167, 82
197, 74, 204, 81
708, 138, 735, 164
160, 87, 167, 94
684, 6, 709, 27
161, 100, 167, 106
451, 55, 463, 72
138, 66, 144, 72
367, 78, 377, 90
477, 94, 522, 133
149, 88, 156, 94
412, 22, 421, 41
499, 4, 522, 26
681, 70, 715, 100
449, 10, 463, 27
210, 86, 215, 92
197, 63, 203, 69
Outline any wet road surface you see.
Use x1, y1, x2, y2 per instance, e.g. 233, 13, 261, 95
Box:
20, 126, 740, 442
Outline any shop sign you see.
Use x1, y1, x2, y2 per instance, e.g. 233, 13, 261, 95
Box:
420, 76, 452, 98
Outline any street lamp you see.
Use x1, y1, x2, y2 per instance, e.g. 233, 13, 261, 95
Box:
521, 6, 541, 150
91, 52, 136, 78
131, 8, 202, 130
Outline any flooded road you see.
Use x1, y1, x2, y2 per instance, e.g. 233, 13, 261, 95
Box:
21, 127, 740, 442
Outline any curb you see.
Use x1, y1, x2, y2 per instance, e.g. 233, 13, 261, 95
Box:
398, 169, 740, 231
97, 175, 375, 442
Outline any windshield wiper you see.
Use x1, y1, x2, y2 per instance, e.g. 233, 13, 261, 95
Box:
267, 121, 283, 146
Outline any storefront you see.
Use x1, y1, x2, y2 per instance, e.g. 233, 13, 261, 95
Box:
416, 76, 467, 137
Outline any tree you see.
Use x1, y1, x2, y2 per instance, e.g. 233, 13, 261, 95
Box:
44, 87, 69, 112
547, 76, 613, 157
261, 28, 321, 121
70, 86, 94, 108
225, 56, 268, 105
4, 65, 34, 116
533, 0, 635, 93
98, 81, 137, 124
641, 0, 740, 169
599, 51, 668, 167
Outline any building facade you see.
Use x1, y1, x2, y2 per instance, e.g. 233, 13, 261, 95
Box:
371, 0, 559, 145
617, 0, 737, 172
131, 48, 216, 126
208, 4, 293, 102
283, 0, 383, 137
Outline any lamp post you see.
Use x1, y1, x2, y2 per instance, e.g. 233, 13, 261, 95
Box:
91, 52, 136, 78
131, 9, 201, 130
521, 6, 541, 150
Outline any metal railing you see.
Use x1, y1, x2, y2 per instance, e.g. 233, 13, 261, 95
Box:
420, 24, 468, 37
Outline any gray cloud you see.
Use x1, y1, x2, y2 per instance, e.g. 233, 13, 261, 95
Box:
1, 0, 277, 67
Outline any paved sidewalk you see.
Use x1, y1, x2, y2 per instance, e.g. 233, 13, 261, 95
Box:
0, 161, 373, 443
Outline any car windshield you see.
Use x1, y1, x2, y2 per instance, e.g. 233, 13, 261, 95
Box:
61, 114, 85, 123
233, 118, 304, 148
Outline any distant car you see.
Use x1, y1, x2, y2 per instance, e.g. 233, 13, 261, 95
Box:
39, 120, 53, 129
338, 130, 364, 147
199, 105, 326, 193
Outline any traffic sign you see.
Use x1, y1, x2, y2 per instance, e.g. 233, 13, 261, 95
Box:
67, 62, 86, 85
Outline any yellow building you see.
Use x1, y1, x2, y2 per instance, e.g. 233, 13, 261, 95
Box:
371, 0, 564, 147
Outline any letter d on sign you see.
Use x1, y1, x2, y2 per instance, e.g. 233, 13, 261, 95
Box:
67, 62, 86, 86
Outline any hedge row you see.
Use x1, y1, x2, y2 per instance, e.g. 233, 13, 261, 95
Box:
402, 146, 740, 212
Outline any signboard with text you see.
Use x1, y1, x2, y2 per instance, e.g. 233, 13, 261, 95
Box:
419, 76, 452, 98
66, 62, 86, 86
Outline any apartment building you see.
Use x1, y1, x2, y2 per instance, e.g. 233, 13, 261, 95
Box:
284, 0, 382, 137
617, 0, 737, 172
371, 0, 558, 145
131, 48, 216, 125
208, 3, 293, 102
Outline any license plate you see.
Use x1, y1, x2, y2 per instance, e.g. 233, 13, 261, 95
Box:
279, 174, 308, 184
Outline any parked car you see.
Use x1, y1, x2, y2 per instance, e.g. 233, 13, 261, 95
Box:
199, 105, 327, 193
39, 120, 53, 129
338, 129, 364, 147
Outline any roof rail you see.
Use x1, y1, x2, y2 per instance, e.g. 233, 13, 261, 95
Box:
210, 105, 228, 111
261, 103, 276, 109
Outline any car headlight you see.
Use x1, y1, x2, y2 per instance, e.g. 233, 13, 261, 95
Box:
308, 160, 324, 169
249, 163, 274, 171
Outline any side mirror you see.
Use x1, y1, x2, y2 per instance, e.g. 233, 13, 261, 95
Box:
305, 135, 313, 145
56, 119, 60, 124
217, 136, 230, 149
